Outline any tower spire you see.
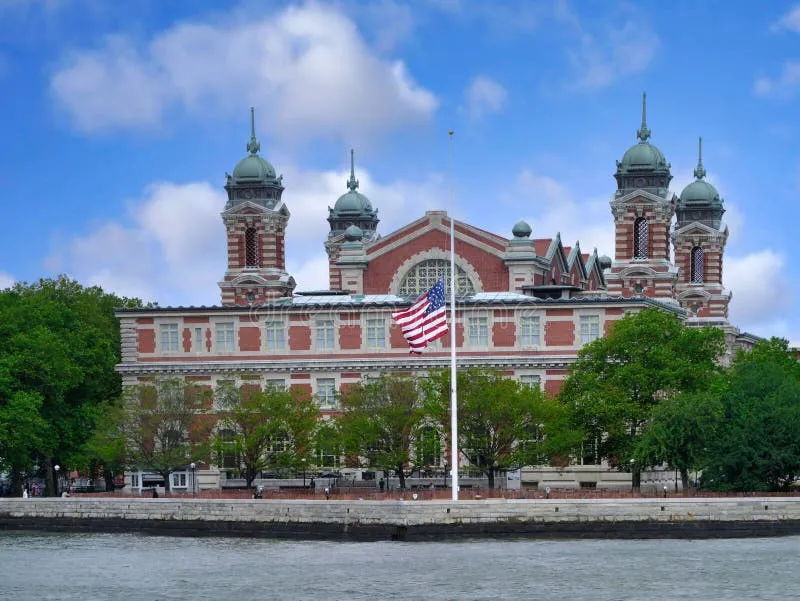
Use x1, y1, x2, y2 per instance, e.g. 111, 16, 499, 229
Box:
246, 107, 261, 156
693, 136, 706, 180
637, 91, 651, 143
347, 148, 359, 191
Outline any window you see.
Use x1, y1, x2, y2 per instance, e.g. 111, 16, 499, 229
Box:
416, 427, 442, 467
215, 322, 235, 352
316, 320, 335, 350
467, 316, 489, 346
131, 473, 140, 488
265, 379, 285, 391
171, 472, 187, 488
520, 374, 541, 389
160, 323, 179, 352
245, 227, 259, 268
265, 320, 285, 351
580, 315, 601, 344
366, 318, 385, 349
194, 327, 205, 352
633, 217, 648, 259
214, 379, 237, 410
519, 316, 541, 346
690, 246, 704, 283
217, 429, 239, 471
399, 259, 474, 295
316, 378, 337, 409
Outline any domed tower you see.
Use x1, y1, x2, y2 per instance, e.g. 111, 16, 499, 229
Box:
325, 149, 379, 290
673, 137, 731, 320
218, 108, 295, 306
605, 93, 678, 303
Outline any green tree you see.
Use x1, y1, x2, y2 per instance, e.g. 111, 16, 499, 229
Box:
338, 375, 425, 490
559, 307, 725, 488
635, 390, 723, 490
0, 276, 144, 495
120, 378, 210, 492
702, 338, 800, 492
210, 382, 319, 489
425, 368, 576, 488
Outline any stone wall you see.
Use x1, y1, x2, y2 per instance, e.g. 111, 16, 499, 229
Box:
3, 497, 800, 541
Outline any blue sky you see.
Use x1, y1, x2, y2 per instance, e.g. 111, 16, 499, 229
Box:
1, 0, 799, 344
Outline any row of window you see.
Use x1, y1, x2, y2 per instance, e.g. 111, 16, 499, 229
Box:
156, 316, 603, 353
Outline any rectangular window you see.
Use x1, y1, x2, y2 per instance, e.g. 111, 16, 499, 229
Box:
580, 315, 601, 345
316, 378, 337, 409
215, 322, 235, 352
171, 472, 187, 488
316, 320, 335, 350
519, 316, 541, 346
194, 327, 204, 352
160, 323, 179, 352
366, 318, 385, 349
265, 378, 285, 391
520, 374, 541, 389
131, 473, 140, 488
265, 320, 286, 351
467, 316, 489, 346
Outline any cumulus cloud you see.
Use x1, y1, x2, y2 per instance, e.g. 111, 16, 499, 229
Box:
725, 249, 792, 330
556, 3, 659, 90
754, 62, 800, 99
498, 169, 614, 255
0, 271, 14, 290
46, 161, 448, 304
50, 3, 437, 141
464, 75, 507, 120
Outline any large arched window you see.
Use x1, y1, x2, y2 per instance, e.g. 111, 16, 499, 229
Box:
690, 246, 704, 283
633, 218, 648, 259
398, 259, 475, 295
245, 227, 259, 267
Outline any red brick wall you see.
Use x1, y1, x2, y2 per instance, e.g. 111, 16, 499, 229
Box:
239, 327, 261, 352
289, 326, 311, 351
492, 322, 515, 347
545, 320, 574, 346
339, 325, 362, 350
138, 329, 155, 353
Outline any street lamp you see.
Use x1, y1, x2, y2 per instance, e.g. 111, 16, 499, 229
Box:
54, 464, 60, 497
630, 458, 636, 493
190, 462, 196, 496
301, 458, 307, 488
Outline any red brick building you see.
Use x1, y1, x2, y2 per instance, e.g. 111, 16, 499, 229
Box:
117, 97, 756, 491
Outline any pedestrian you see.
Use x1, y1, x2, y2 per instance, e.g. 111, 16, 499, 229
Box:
379, 478, 385, 492
324, 486, 330, 500
22, 489, 28, 499
151, 487, 159, 498
310, 478, 316, 491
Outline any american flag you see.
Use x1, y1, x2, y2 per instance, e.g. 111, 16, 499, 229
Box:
392, 277, 449, 354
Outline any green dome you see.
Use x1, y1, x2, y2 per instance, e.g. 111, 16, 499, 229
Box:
619, 142, 669, 172
344, 224, 363, 241
512, 220, 532, 238
232, 154, 277, 184
680, 179, 722, 207
334, 189, 374, 214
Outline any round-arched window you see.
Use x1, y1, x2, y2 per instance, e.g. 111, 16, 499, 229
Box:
398, 259, 474, 295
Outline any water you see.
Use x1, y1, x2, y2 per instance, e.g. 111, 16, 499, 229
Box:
1, 532, 796, 600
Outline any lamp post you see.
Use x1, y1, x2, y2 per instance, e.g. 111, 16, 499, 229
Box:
190, 462, 196, 496
54, 464, 60, 497
630, 458, 636, 493
301, 457, 307, 488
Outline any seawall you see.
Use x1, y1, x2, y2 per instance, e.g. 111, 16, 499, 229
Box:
2, 497, 800, 541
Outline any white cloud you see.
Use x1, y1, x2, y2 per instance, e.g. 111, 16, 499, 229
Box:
50, 3, 437, 141
754, 62, 800, 99
464, 75, 507, 120
499, 169, 614, 255
772, 5, 800, 33
0, 271, 14, 290
725, 249, 792, 330
557, 4, 659, 90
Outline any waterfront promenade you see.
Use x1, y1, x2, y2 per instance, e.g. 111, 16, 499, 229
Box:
2, 495, 800, 541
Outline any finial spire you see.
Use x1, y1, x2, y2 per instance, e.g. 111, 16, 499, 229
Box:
347, 148, 359, 191
693, 136, 706, 180
246, 107, 261, 156
637, 91, 651, 143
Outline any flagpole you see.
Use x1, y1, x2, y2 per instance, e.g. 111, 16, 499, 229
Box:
448, 129, 459, 501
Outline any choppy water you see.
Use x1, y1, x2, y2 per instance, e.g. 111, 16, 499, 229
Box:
1, 532, 796, 600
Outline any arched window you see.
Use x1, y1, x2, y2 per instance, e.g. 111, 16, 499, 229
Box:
245, 227, 259, 267
399, 259, 474, 295
633, 218, 648, 259
690, 246, 704, 283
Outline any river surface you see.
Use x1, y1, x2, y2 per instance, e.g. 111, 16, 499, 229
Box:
0, 532, 796, 600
